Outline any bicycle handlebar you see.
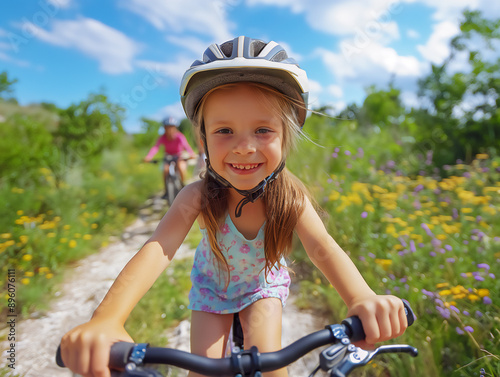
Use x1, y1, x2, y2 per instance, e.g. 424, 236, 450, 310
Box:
56, 301, 415, 376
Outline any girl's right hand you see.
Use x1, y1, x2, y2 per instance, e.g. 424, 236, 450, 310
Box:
60, 319, 134, 377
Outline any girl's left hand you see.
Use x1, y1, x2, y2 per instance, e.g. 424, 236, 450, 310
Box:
346, 294, 408, 349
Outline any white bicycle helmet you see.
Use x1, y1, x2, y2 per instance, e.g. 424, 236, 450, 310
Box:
162, 116, 180, 127
180, 36, 309, 127
179, 36, 309, 216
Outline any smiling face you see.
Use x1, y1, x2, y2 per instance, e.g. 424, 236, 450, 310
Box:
202, 83, 284, 192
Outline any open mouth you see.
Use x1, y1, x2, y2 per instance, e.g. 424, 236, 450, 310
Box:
230, 163, 261, 170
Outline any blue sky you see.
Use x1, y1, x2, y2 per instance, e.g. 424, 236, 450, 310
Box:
1, 0, 499, 132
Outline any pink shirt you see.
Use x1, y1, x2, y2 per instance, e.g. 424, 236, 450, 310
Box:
145, 132, 194, 160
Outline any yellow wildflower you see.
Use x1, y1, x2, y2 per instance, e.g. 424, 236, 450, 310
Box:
17, 210, 24, 215
477, 289, 490, 297
329, 190, 340, 201
375, 259, 393, 271
22, 254, 33, 261
38, 267, 50, 274
21, 278, 30, 285
468, 294, 480, 302
83, 234, 92, 240
19, 235, 28, 244
46, 273, 54, 279
25, 271, 34, 277
439, 290, 452, 296
1, 233, 11, 239
436, 234, 447, 240
69, 240, 77, 248
475, 153, 488, 160
63, 224, 71, 230
436, 282, 449, 288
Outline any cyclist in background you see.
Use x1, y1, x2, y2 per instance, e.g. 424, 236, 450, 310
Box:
144, 116, 197, 194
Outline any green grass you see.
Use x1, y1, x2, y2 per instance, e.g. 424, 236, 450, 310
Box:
287, 118, 500, 376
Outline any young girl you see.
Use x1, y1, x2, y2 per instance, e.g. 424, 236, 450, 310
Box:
143, 116, 196, 189
60, 36, 408, 377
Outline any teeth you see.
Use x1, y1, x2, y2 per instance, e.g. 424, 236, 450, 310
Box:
232, 164, 259, 170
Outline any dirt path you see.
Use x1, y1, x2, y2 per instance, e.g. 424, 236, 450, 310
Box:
1, 196, 327, 376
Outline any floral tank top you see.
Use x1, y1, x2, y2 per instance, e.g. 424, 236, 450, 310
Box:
188, 214, 291, 314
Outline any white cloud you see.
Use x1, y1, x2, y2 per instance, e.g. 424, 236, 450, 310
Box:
327, 85, 344, 98
46, 0, 72, 9
166, 35, 209, 57
121, 0, 234, 42
156, 102, 186, 122
135, 56, 195, 84
407, 29, 420, 39
22, 17, 141, 74
317, 42, 424, 85
417, 21, 460, 64
248, 0, 402, 43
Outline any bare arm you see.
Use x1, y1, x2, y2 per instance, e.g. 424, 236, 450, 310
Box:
60, 181, 202, 377
295, 198, 407, 346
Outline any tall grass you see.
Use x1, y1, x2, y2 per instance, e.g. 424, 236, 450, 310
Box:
288, 116, 499, 376
1, 142, 162, 317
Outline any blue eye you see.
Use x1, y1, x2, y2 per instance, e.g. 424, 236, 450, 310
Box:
215, 128, 231, 134
256, 128, 272, 134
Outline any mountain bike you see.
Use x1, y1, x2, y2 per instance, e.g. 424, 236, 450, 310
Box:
148, 154, 188, 206
56, 301, 417, 377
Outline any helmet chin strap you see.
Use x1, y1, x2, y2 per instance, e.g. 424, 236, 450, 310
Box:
206, 159, 285, 218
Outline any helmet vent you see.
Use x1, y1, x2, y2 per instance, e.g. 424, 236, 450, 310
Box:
249, 40, 267, 57
270, 50, 288, 62
220, 41, 233, 58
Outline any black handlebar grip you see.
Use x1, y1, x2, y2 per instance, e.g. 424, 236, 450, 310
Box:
342, 300, 416, 342
56, 342, 135, 370
109, 342, 136, 370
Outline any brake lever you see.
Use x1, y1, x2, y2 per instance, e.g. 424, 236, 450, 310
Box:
330, 345, 418, 377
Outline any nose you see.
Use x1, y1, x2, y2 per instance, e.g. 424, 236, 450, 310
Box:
232, 135, 256, 155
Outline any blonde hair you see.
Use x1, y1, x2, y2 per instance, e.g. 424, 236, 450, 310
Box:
194, 82, 310, 281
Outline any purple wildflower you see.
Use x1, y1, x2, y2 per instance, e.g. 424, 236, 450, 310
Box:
474, 275, 485, 282
430, 252, 436, 257
436, 306, 450, 319
359, 256, 366, 262
332, 152, 338, 158
456, 327, 465, 335
410, 240, 416, 253
475, 310, 483, 318
460, 273, 468, 278
477, 263, 490, 270
446, 258, 455, 264
368, 252, 376, 259
361, 211, 368, 218
452, 208, 459, 220
422, 289, 434, 297
464, 326, 474, 333
489, 273, 495, 279
421, 223, 433, 237
431, 239, 442, 248
415, 184, 424, 193
463, 310, 470, 316
344, 150, 351, 156
483, 296, 492, 305
450, 305, 460, 314
445, 245, 452, 251
434, 298, 444, 306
